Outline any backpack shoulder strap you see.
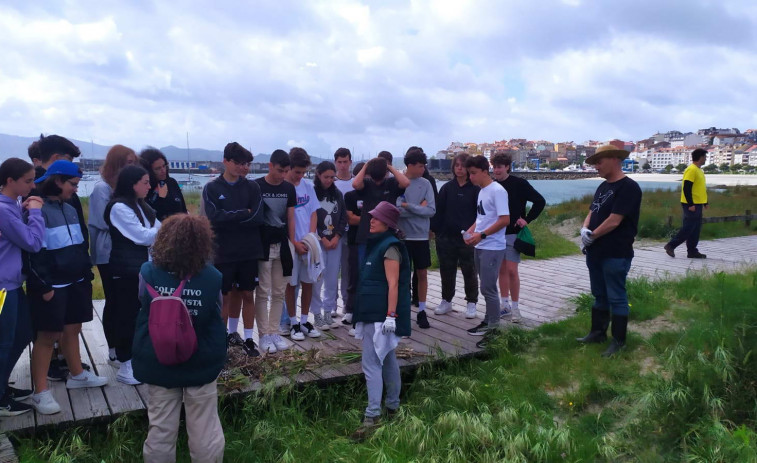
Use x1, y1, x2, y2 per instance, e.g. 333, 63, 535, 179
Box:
171, 276, 191, 297
145, 281, 161, 299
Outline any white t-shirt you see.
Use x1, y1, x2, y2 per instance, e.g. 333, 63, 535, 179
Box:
293, 178, 319, 241
334, 176, 354, 196
474, 181, 510, 251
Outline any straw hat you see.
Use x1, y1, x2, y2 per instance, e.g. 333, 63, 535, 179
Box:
585, 145, 630, 165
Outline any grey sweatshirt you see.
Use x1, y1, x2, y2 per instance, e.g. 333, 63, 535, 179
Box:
397, 176, 436, 240
87, 180, 112, 265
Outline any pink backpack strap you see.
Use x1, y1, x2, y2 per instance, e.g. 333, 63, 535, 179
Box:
145, 282, 161, 299
171, 276, 191, 297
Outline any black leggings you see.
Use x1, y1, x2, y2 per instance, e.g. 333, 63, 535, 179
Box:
98, 264, 117, 348
110, 275, 141, 362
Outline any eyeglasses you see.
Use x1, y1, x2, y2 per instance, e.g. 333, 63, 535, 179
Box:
66, 180, 80, 189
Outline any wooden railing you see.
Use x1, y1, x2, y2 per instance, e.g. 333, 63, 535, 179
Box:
667, 210, 754, 228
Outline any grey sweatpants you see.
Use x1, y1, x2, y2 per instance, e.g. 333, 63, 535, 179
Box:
474, 248, 506, 325
361, 323, 401, 418
339, 239, 350, 310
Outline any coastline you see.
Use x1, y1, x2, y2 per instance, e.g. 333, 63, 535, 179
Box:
626, 173, 757, 186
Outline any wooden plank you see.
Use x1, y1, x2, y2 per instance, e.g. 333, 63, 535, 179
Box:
88, 302, 146, 414
67, 325, 110, 422
0, 346, 33, 433
0, 433, 18, 463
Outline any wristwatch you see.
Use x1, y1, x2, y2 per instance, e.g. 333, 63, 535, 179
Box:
480, 232, 487, 240
387, 312, 397, 318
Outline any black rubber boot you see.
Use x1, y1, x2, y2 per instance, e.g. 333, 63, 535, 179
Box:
576, 308, 609, 343
602, 315, 628, 357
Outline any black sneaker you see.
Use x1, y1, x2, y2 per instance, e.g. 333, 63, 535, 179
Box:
664, 244, 675, 257
467, 321, 491, 336
47, 360, 68, 381
242, 338, 260, 357
0, 394, 33, 417
227, 332, 244, 346
57, 358, 91, 371
6, 385, 33, 401
687, 252, 707, 259
416, 311, 430, 329
476, 331, 496, 348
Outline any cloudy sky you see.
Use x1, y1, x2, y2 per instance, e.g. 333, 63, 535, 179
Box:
1, 0, 756, 158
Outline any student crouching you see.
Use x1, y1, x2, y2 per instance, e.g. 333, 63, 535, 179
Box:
133, 214, 226, 463
352, 201, 411, 440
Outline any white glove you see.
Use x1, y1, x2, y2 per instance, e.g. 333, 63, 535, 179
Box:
580, 227, 594, 248
382, 316, 396, 334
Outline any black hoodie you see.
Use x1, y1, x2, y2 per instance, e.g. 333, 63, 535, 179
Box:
202, 176, 265, 264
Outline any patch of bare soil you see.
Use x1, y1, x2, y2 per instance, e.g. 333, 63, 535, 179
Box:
553, 217, 582, 245
632, 311, 681, 339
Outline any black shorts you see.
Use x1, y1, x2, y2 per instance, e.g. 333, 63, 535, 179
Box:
405, 240, 432, 270
215, 260, 259, 294
29, 280, 94, 332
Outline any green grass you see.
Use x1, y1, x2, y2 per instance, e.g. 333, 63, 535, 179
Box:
549, 185, 757, 241
16, 268, 757, 462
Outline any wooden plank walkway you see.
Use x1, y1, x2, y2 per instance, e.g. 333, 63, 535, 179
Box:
2, 235, 756, 435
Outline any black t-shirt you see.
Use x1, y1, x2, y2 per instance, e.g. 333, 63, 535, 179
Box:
355, 177, 404, 243
256, 177, 297, 247
587, 176, 642, 261
344, 190, 361, 245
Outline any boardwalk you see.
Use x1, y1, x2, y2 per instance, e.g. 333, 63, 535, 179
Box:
2, 235, 756, 435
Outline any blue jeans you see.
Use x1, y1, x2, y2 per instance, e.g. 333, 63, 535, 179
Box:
0, 288, 33, 398
667, 204, 703, 255
586, 257, 632, 316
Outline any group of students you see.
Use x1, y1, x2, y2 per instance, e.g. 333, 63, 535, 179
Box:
0, 134, 548, 455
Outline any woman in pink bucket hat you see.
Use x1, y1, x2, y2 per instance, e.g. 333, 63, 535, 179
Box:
351, 201, 411, 440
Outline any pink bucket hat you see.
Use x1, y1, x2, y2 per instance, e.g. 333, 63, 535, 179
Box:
369, 201, 400, 230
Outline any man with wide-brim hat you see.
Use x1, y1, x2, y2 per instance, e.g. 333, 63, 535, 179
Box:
584, 144, 630, 166
576, 144, 642, 357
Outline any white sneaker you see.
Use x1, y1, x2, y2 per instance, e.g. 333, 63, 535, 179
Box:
511, 304, 522, 323
116, 360, 141, 385
466, 302, 477, 319
259, 334, 277, 354
290, 324, 306, 341
342, 313, 353, 325
434, 300, 453, 315
66, 369, 108, 389
272, 334, 290, 351
302, 322, 322, 338
349, 328, 356, 337
31, 390, 61, 415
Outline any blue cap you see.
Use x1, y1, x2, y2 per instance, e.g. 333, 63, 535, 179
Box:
35, 160, 83, 183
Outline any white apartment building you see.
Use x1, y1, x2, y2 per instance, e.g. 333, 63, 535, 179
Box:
648, 147, 690, 170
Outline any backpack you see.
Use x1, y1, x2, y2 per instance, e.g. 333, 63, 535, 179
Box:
145, 278, 198, 366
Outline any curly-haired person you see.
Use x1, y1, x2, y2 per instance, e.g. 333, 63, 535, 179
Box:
132, 214, 226, 462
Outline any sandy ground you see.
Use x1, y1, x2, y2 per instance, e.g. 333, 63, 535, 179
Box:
626, 173, 757, 186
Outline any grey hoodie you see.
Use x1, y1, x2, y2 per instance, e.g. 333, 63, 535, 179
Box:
397, 176, 436, 240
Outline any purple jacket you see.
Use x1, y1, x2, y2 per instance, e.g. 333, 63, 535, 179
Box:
0, 195, 44, 290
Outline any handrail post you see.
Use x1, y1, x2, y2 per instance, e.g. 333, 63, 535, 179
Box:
747, 210, 752, 228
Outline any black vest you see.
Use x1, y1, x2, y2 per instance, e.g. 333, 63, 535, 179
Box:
104, 200, 152, 277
